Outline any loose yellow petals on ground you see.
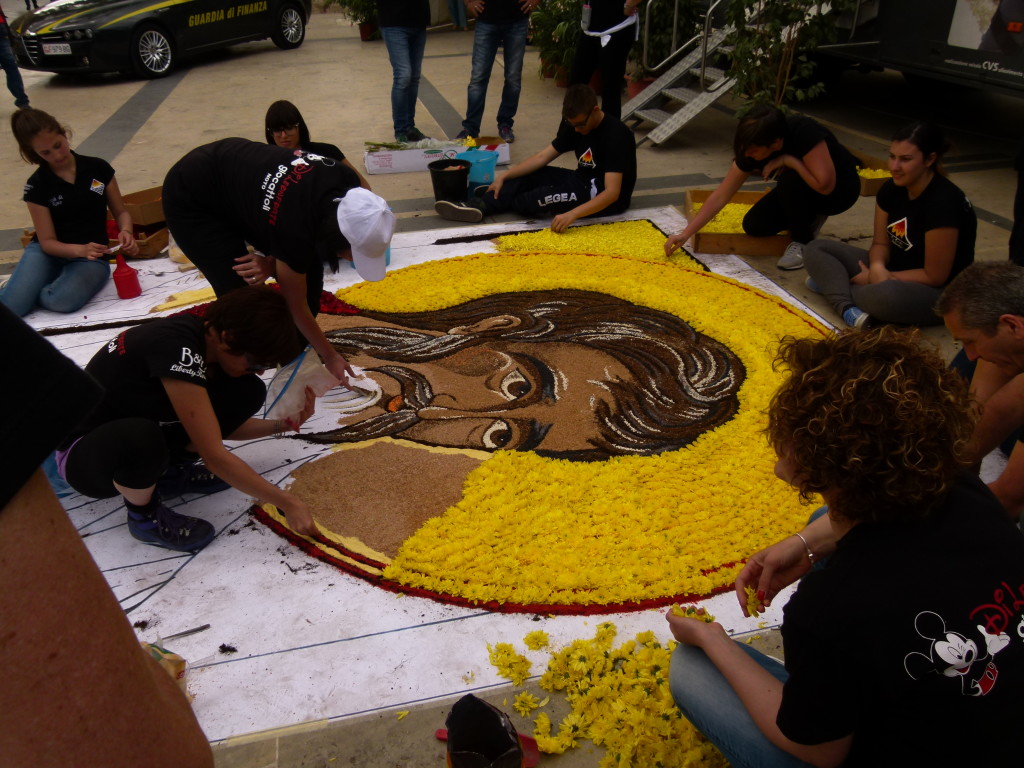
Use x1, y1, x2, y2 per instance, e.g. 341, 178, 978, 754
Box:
488, 642, 532, 686
513, 691, 542, 717
396, 710, 410, 721
523, 630, 550, 650
745, 586, 763, 618
492, 625, 729, 768
462, 671, 476, 684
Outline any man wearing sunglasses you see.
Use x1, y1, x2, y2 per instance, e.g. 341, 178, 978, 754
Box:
436, 84, 636, 233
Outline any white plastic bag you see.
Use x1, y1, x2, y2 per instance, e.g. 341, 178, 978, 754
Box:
264, 347, 341, 422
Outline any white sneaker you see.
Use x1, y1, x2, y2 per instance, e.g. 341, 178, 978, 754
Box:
0, 274, 10, 291
777, 242, 804, 271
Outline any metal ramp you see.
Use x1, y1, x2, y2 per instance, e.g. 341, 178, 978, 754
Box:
624, 25, 736, 147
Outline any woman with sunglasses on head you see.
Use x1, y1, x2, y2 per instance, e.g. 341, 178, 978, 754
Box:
1, 108, 138, 317
264, 99, 371, 190
57, 287, 321, 553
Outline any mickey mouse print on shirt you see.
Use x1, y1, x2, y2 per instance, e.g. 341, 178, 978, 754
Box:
904, 610, 1011, 696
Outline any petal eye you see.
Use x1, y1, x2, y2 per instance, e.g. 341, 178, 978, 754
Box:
499, 369, 531, 401
482, 420, 512, 449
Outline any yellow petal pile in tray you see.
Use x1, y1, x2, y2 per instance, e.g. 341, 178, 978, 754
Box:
492, 625, 729, 767
856, 166, 891, 179
691, 201, 751, 233
335, 236, 826, 611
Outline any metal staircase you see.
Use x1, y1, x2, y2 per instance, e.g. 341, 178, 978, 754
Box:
623, 1, 736, 146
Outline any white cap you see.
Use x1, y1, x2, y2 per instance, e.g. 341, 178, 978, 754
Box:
335, 188, 395, 282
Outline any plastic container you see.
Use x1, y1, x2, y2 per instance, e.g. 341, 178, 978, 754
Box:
113, 252, 142, 299
428, 158, 471, 203
456, 149, 498, 196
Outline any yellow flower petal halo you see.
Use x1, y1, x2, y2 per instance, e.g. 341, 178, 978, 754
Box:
256, 224, 826, 614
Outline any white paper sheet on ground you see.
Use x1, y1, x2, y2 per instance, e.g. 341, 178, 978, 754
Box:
33, 207, 880, 742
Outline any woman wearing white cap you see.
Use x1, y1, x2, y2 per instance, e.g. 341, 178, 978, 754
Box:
163, 138, 395, 384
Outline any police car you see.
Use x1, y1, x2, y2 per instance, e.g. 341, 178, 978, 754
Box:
10, 0, 313, 78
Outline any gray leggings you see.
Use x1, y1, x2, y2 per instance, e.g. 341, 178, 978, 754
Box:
803, 239, 943, 326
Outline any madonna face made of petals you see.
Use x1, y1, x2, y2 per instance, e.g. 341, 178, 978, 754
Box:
311, 289, 746, 461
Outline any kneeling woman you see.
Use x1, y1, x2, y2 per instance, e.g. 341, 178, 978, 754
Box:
57, 288, 319, 552
667, 328, 1024, 766
804, 122, 976, 329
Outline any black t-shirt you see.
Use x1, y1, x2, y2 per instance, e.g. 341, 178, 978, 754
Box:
876, 174, 976, 283
78, 314, 214, 433
587, 0, 635, 33
23, 152, 114, 245
778, 474, 1024, 765
551, 114, 637, 211
166, 138, 360, 275
1, 304, 102, 508
303, 140, 345, 163
734, 115, 858, 182
475, 0, 529, 24
377, 0, 429, 27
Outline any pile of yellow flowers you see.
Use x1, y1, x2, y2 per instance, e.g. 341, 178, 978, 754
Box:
691, 202, 750, 234
856, 166, 891, 179
334, 224, 825, 611
491, 624, 729, 767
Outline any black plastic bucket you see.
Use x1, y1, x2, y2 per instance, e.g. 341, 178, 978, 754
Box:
428, 158, 471, 203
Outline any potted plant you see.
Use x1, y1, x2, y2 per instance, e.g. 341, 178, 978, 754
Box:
529, 0, 581, 83
322, 0, 379, 40
723, 0, 855, 106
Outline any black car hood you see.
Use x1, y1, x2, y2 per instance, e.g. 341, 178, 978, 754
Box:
12, 0, 183, 35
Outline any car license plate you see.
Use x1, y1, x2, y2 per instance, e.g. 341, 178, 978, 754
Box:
42, 43, 72, 55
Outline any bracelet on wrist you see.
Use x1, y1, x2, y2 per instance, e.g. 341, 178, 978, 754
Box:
793, 531, 815, 564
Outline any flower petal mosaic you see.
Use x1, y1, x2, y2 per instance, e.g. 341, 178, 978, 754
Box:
256, 220, 826, 613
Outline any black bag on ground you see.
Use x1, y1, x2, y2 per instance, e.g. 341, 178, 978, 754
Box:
445, 694, 524, 768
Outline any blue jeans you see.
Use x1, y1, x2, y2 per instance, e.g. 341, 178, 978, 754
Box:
670, 643, 814, 768
0, 23, 30, 108
380, 26, 427, 137
462, 18, 528, 135
447, 0, 467, 27
0, 241, 110, 316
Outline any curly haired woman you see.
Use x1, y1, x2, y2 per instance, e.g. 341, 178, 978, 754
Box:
666, 327, 1024, 767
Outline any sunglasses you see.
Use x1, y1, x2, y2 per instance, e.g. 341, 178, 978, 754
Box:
564, 115, 590, 129
271, 123, 299, 134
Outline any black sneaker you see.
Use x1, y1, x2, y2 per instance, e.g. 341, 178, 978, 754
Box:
157, 461, 230, 499
498, 124, 515, 143
473, 185, 491, 198
127, 504, 216, 553
456, 129, 475, 140
435, 199, 484, 223
405, 126, 429, 142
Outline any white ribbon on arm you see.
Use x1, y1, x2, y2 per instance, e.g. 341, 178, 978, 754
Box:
582, 13, 637, 47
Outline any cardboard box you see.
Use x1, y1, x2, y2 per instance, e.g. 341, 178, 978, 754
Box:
363, 138, 510, 175
110, 227, 169, 260
847, 148, 890, 197
684, 189, 791, 258
122, 185, 165, 225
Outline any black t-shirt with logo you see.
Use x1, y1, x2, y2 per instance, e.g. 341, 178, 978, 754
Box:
79, 314, 213, 432
876, 174, 976, 283
166, 138, 360, 275
778, 474, 1024, 765
734, 115, 858, 182
551, 114, 637, 212
23, 152, 114, 245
